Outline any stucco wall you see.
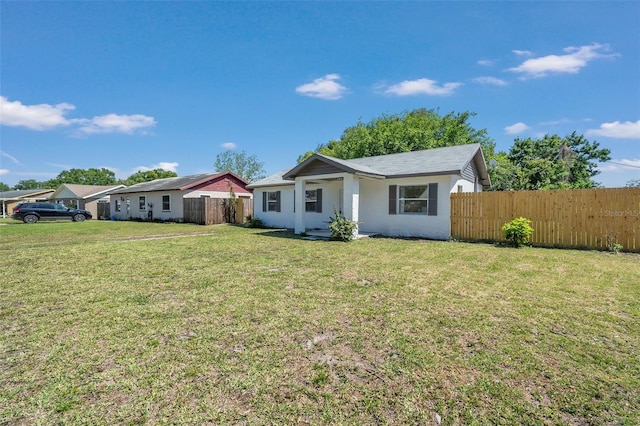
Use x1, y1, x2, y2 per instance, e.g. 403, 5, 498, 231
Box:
110, 190, 184, 221
253, 174, 480, 239
357, 175, 453, 240
254, 181, 343, 229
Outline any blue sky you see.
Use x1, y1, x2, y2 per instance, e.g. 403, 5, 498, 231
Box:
1, 1, 638, 188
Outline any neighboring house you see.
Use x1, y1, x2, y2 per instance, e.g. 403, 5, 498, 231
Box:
0, 189, 55, 218
49, 184, 126, 219
108, 171, 252, 221
248, 144, 491, 240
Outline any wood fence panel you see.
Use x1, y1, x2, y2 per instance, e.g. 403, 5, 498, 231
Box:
183, 197, 254, 225
450, 188, 640, 252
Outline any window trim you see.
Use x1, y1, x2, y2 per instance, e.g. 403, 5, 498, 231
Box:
115, 199, 122, 212
139, 196, 146, 211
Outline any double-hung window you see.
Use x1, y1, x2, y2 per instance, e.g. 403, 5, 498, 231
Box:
399, 185, 429, 214
115, 199, 122, 212
139, 196, 146, 211
162, 195, 171, 211
263, 191, 281, 212
305, 189, 322, 213
389, 183, 438, 216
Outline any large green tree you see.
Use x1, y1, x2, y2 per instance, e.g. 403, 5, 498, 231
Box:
13, 179, 50, 190
46, 168, 117, 187
121, 169, 177, 186
297, 108, 495, 162
214, 150, 266, 183
0, 182, 10, 192
492, 132, 611, 190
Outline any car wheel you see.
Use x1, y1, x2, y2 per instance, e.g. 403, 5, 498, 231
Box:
73, 214, 86, 222
23, 214, 38, 224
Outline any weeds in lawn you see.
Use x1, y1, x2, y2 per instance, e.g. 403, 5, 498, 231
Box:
1, 221, 638, 424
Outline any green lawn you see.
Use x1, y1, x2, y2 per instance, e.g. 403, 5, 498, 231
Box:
1, 220, 638, 424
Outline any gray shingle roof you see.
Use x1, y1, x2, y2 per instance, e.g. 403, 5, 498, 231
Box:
110, 172, 237, 194
0, 189, 55, 200
250, 144, 489, 187
348, 144, 482, 177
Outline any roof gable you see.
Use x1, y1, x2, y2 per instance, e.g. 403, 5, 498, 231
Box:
282, 154, 385, 180
51, 184, 125, 199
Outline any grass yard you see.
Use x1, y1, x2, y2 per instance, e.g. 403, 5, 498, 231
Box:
1, 220, 638, 425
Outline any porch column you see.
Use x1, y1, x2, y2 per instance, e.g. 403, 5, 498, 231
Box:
342, 174, 360, 237
294, 178, 306, 234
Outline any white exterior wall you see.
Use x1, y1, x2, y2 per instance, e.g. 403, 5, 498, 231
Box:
254, 181, 344, 230
111, 189, 253, 221
357, 175, 453, 240
110, 190, 184, 221
450, 176, 478, 193
253, 174, 480, 239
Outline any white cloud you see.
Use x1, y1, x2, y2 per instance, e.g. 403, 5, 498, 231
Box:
508, 43, 619, 79
384, 78, 462, 96
504, 122, 531, 135
512, 50, 533, 57
586, 120, 640, 139
1, 150, 20, 165
0, 169, 9, 176
221, 142, 237, 150
73, 113, 156, 135
477, 59, 494, 66
132, 162, 180, 173
0, 96, 74, 130
472, 76, 508, 86
0, 96, 156, 136
295, 74, 347, 100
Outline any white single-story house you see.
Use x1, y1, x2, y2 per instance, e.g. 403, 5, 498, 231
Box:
49, 184, 125, 219
248, 144, 491, 240
108, 171, 252, 221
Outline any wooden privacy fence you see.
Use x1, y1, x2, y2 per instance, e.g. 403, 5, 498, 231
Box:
451, 188, 640, 252
183, 198, 253, 225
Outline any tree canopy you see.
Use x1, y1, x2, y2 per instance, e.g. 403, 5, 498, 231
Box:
214, 150, 266, 183
47, 168, 117, 187
489, 132, 611, 190
0, 182, 11, 192
297, 108, 495, 163
121, 169, 178, 186
12, 179, 51, 190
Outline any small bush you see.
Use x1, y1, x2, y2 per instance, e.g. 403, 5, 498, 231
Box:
328, 209, 358, 242
502, 217, 533, 248
609, 243, 623, 254
246, 216, 266, 229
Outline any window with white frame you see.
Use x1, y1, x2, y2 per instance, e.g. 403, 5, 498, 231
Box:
162, 195, 170, 211
389, 183, 438, 216
263, 191, 280, 212
399, 185, 429, 214
305, 189, 322, 212
115, 199, 122, 212
139, 196, 146, 210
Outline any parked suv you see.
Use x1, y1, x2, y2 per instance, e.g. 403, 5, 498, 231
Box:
11, 203, 93, 224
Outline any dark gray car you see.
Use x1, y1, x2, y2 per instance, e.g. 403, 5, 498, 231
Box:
11, 203, 93, 223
